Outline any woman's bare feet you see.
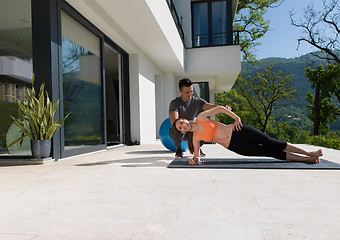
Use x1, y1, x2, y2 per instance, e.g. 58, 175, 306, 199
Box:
304, 156, 320, 164
308, 149, 323, 157
286, 152, 320, 164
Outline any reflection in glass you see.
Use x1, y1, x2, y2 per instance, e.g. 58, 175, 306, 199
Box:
104, 43, 121, 145
61, 11, 103, 149
192, 2, 208, 47
192, 0, 228, 47
193, 82, 209, 102
212, 1, 227, 45
0, 0, 32, 156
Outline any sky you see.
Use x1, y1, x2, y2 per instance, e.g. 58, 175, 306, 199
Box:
256, 0, 326, 59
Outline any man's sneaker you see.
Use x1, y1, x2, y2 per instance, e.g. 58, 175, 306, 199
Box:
200, 148, 206, 157
175, 149, 183, 158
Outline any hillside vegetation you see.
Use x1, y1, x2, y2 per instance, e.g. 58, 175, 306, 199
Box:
241, 53, 340, 131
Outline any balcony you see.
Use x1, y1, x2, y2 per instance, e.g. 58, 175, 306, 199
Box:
166, 0, 240, 49
185, 44, 241, 92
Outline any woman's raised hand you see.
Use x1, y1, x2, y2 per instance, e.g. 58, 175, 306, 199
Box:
225, 105, 232, 111
233, 117, 243, 131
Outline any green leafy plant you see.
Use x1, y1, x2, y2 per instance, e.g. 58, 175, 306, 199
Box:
308, 135, 340, 150
7, 74, 70, 147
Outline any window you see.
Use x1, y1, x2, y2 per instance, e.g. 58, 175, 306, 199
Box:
61, 11, 104, 149
193, 82, 210, 102
211, 1, 227, 45
192, 2, 209, 47
0, 0, 32, 156
192, 0, 230, 47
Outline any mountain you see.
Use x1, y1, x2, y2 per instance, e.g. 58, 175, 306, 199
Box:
240, 52, 340, 131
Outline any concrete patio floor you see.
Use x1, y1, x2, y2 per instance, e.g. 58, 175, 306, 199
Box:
0, 142, 340, 240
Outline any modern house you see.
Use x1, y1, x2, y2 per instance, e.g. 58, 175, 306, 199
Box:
0, 0, 241, 160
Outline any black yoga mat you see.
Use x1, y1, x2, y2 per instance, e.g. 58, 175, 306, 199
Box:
167, 158, 340, 169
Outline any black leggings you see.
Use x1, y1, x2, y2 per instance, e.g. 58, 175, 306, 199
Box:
228, 125, 287, 160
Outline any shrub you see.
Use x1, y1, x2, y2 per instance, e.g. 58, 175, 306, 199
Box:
308, 135, 340, 150
267, 122, 300, 143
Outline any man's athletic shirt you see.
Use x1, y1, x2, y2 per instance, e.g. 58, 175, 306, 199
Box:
193, 119, 219, 142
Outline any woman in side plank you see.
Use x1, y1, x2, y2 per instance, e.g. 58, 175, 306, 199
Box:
172, 106, 322, 165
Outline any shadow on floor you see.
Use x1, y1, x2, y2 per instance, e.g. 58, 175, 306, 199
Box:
125, 150, 173, 155
75, 156, 175, 168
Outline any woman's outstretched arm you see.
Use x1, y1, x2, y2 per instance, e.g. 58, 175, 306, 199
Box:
197, 106, 243, 131
197, 106, 237, 119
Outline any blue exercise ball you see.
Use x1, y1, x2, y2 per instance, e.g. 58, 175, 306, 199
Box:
159, 118, 188, 152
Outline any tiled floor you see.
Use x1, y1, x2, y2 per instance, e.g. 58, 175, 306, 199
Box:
0, 142, 339, 240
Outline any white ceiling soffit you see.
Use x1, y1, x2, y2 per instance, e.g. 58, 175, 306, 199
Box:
66, 0, 185, 72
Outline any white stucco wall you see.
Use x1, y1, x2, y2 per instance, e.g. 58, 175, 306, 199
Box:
155, 75, 163, 138
186, 45, 241, 73
163, 72, 177, 117
129, 54, 141, 142
145, 0, 185, 69
130, 52, 167, 144
139, 56, 156, 144
155, 72, 177, 138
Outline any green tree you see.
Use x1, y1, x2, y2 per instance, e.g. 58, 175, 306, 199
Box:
216, 65, 296, 133
235, 0, 283, 62
305, 64, 340, 135
215, 88, 252, 124
266, 122, 300, 143
327, 64, 340, 103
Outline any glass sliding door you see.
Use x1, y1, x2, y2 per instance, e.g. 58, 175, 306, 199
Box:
61, 11, 104, 150
0, 0, 32, 156
104, 43, 121, 145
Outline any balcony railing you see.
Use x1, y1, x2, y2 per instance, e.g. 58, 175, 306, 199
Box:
166, 0, 185, 42
233, 30, 240, 45
193, 31, 240, 48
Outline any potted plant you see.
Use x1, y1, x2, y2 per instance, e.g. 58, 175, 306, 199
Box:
7, 74, 70, 159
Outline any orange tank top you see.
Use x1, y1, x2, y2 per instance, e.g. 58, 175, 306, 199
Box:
193, 119, 219, 142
